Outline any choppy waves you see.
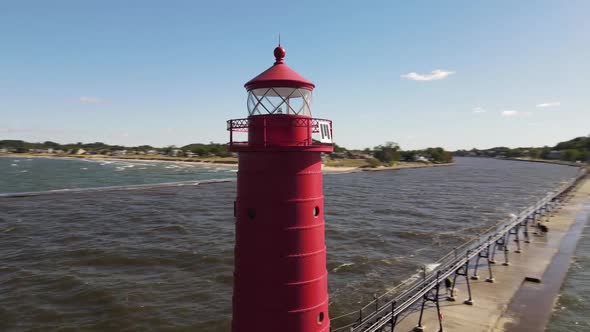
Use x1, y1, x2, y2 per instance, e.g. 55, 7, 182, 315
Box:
0, 178, 236, 198
0, 157, 582, 331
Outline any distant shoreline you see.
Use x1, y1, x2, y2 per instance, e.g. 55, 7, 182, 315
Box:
464, 155, 586, 167
1, 153, 454, 173
506, 157, 584, 167
0, 153, 238, 165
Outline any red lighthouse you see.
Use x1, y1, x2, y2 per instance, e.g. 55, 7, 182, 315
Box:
228, 44, 334, 332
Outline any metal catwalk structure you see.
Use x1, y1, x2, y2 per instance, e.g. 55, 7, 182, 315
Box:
330, 168, 587, 332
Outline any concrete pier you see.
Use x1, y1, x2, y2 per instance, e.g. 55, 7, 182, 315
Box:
390, 178, 589, 332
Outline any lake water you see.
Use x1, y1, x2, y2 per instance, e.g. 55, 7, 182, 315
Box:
0, 156, 585, 331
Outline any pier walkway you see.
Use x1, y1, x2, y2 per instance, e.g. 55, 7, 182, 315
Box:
330, 169, 588, 332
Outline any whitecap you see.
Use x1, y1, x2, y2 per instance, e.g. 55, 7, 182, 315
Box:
424, 263, 441, 272
332, 263, 354, 272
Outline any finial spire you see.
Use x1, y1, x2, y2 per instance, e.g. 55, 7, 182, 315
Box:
273, 42, 286, 65
278, 33, 281, 46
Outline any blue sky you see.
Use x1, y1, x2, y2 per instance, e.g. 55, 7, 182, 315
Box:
1, 1, 588, 150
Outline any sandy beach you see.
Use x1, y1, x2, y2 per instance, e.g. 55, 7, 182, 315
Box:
2, 153, 453, 173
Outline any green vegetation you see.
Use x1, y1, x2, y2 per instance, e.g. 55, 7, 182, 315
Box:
0, 140, 232, 157
365, 158, 382, 168
454, 136, 590, 163
371, 143, 453, 165
2, 139, 455, 168
181, 143, 231, 157
323, 158, 369, 168
373, 142, 401, 165
327, 141, 453, 168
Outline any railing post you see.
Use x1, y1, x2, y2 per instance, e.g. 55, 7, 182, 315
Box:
514, 224, 521, 253
486, 237, 495, 283
502, 233, 510, 266
523, 215, 531, 243
471, 238, 483, 280
435, 276, 444, 332
415, 271, 441, 332
463, 251, 474, 305
374, 293, 378, 313
390, 300, 398, 331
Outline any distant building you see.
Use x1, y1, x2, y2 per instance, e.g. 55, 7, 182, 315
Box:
547, 151, 562, 160
348, 152, 372, 159
0, 148, 7, 153
331, 152, 347, 159
76, 148, 87, 155
170, 149, 184, 157
414, 155, 429, 162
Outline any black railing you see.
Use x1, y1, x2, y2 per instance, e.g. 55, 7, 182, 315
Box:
227, 117, 333, 148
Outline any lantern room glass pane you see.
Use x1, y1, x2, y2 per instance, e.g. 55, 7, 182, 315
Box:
247, 88, 312, 116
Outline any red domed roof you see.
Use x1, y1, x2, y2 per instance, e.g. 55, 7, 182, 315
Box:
244, 45, 315, 91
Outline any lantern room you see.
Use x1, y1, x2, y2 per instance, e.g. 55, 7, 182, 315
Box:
244, 45, 315, 117
228, 44, 333, 150
246, 87, 312, 116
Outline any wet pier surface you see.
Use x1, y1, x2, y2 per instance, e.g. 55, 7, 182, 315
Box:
390, 178, 589, 332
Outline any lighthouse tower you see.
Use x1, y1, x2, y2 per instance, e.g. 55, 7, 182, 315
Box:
227, 44, 334, 332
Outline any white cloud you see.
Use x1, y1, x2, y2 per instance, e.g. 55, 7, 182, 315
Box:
79, 96, 102, 104
473, 107, 486, 113
401, 69, 455, 81
501, 110, 519, 117
536, 101, 560, 108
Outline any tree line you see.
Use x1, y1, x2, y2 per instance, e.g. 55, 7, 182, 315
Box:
1, 139, 455, 165
453, 136, 590, 162
332, 141, 454, 166
0, 140, 231, 157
